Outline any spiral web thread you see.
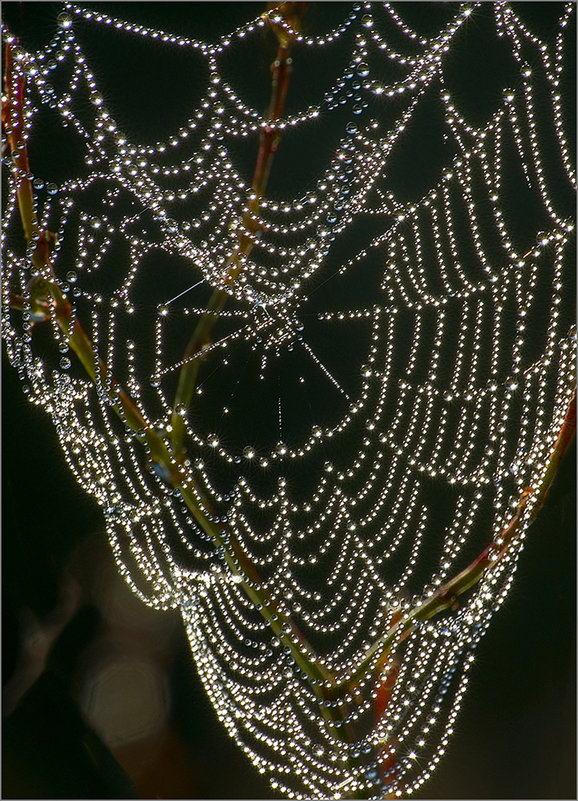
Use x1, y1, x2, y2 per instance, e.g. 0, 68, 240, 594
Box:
1, 3, 575, 798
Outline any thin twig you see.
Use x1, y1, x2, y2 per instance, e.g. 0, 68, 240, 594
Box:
330, 388, 576, 698
169, 2, 308, 458
2, 27, 333, 699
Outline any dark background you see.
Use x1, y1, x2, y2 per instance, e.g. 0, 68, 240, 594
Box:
2, 3, 575, 799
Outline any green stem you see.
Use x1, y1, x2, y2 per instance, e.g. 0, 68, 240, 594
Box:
2, 28, 332, 701
170, 5, 305, 458
528, 390, 576, 522
330, 386, 577, 699
23, 270, 335, 692
4, 11, 359, 764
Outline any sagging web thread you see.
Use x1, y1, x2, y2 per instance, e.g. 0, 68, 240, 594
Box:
1, 3, 575, 798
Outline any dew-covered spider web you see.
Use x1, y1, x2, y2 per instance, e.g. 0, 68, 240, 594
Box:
1, 2, 575, 798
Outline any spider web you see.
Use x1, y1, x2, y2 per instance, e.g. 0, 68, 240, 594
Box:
1, 3, 575, 798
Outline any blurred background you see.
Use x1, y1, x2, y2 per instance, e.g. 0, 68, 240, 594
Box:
2, 3, 576, 799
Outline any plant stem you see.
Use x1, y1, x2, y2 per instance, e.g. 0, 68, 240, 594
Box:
170, 3, 307, 458
2, 38, 37, 243
528, 390, 576, 522
2, 29, 332, 698
2, 11, 361, 769
330, 387, 577, 698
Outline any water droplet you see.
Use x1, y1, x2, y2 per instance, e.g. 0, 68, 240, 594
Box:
352, 104, 363, 115
23, 61, 38, 76
155, 422, 168, 438
243, 446, 256, 459
57, 12, 73, 29
32, 177, 45, 190
346, 122, 357, 135
60, 356, 71, 370
361, 14, 373, 28
90, 217, 101, 229
58, 341, 69, 353
46, 182, 58, 195
66, 271, 77, 283
158, 304, 169, 316
356, 62, 369, 78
